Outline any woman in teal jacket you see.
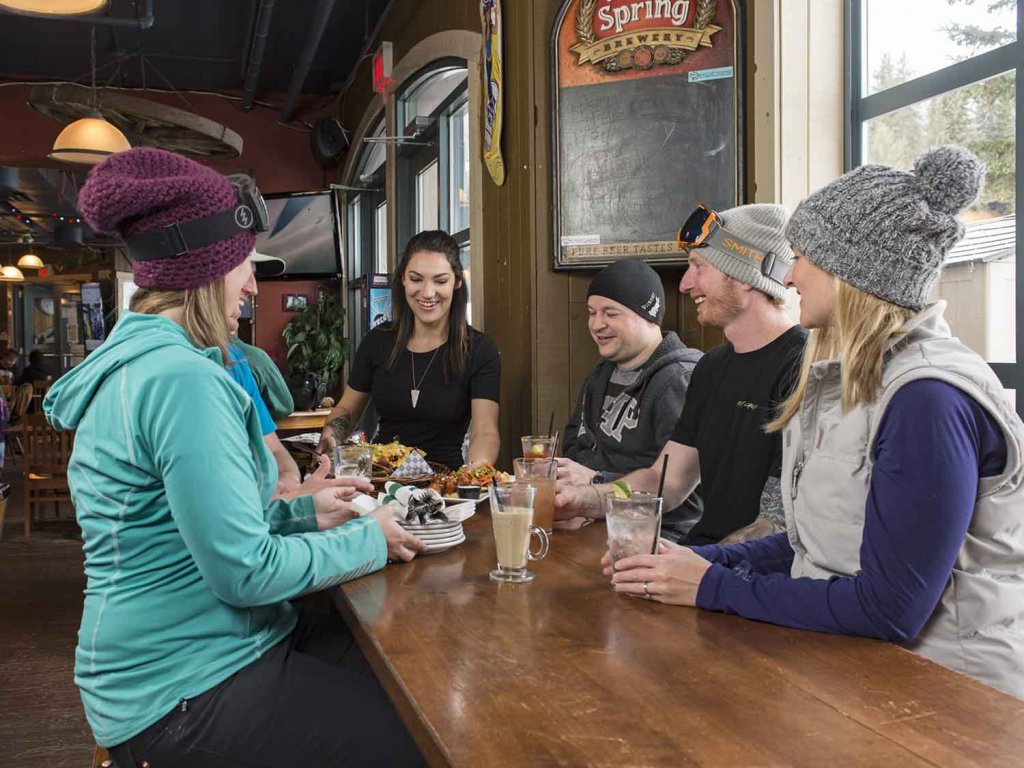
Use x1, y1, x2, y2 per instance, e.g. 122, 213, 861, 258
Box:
45, 148, 425, 766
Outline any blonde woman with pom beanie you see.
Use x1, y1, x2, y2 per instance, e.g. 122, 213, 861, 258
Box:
608, 146, 1024, 698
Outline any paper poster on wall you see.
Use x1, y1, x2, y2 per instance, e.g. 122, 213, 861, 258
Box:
552, 0, 742, 269
367, 274, 392, 330
82, 282, 106, 351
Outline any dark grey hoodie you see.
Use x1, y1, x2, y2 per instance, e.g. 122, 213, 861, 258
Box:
563, 332, 703, 535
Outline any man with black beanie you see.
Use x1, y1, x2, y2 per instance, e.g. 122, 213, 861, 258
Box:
558, 259, 704, 538
556, 205, 807, 546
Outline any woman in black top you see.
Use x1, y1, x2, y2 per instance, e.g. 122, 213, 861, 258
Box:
318, 231, 500, 469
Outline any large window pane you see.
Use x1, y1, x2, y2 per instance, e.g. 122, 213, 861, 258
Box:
348, 286, 363, 350
865, 71, 1016, 363
450, 102, 470, 233
360, 120, 386, 180
375, 202, 388, 274
347, 195, 362, 280
404, 68, 467, 128
862, 0, 1017, 96
416, 160, 439, 232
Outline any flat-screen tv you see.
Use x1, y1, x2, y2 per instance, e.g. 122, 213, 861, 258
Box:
254, 190, 341, 277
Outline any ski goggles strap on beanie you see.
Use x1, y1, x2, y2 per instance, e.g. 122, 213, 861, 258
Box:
677, 204, 789, 286
124, 174, 268, 262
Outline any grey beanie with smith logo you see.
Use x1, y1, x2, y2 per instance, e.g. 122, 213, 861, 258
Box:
587, 258, 665, 325
697, 203, 794, 300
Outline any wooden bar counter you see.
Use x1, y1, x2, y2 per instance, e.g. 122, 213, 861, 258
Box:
332, 507, 1024, 767
275, 408, 330, 432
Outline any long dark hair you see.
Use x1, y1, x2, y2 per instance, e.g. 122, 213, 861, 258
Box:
386, 230, 471, 380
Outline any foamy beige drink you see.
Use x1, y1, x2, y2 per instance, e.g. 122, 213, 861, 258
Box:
488, 481, 549, 584
492, 506, 533, 568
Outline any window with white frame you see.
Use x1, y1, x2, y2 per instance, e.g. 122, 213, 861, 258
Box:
848, 0, 1021, 411
397, 60, 473, 323
347, 115, 388, 347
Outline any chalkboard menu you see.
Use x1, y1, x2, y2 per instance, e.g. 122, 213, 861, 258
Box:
552, 0, 743, 269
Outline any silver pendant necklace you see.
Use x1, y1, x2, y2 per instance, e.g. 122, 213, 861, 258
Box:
410, 346, 441, 408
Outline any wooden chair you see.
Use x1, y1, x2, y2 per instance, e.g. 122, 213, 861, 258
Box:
22, 412, 74, 538
4, 383, 34, 457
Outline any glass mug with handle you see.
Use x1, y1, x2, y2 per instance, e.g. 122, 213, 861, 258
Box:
488, 481, 549, 584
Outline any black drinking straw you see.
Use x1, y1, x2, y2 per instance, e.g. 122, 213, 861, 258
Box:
653, 454, 669, 553
546, 412, 555, 438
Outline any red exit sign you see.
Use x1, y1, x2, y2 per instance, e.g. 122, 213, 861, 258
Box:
372, 41, 393, 93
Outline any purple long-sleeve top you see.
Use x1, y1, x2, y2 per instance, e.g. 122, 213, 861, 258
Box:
693, 379, 1008, 642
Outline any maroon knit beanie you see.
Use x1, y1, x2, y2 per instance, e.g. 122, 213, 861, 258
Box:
78, 148, 254, 290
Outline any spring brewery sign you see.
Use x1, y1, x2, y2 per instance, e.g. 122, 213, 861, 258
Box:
552, 0, 741, 269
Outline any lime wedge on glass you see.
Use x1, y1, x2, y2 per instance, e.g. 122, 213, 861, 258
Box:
611, 480, 631, 499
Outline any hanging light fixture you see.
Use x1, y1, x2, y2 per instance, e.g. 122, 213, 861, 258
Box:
0, 0, 107, 15
17, 237, 44, 270
0, 265, 26, 281
49, 26, 130, 165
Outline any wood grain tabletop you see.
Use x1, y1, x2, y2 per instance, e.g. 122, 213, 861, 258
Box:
333, 506, 1024, 767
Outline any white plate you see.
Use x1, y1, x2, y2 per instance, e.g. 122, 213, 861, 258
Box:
420, 534, 466, 555
399, 520, 462, 532
405, 531, 463, 542
407, 529, 464, 543
439, 500, 478, 523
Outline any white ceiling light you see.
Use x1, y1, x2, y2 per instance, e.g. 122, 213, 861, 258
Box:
0, 265, 25, 281
50, 115, 130, 164
17, 252, 44, 269
0, 1, 108, 15
48, 25, 130, 165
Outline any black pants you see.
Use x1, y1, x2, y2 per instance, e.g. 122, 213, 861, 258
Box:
107, 606, 425, 768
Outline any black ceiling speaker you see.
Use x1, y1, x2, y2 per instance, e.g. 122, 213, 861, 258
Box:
310, 117, 350, 167
54, 222, 85, 246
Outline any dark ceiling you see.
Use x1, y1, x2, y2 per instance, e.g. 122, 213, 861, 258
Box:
0, 0, 390, 247
0, 0, 387, 100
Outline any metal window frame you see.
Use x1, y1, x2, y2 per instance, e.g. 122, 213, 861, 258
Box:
396, 64, 469, 248
846, 0, 1024, 410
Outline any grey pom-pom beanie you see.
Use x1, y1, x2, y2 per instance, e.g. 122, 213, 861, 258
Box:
785, 145, 986, 310
699, 203, 794, 300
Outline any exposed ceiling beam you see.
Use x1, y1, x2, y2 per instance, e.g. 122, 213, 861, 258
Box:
279, 0, 335, 123
241, 0, 276, 111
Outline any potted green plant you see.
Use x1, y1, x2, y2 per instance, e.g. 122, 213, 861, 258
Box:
282, 291, 348, 410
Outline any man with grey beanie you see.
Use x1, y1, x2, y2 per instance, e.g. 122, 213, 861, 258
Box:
556, 204, 807, 545
558, 259, 705, 538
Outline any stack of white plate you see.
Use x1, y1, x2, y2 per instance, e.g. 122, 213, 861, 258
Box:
398, 518, 466, 555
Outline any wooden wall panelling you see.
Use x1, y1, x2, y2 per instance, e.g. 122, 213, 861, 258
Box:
532, 0, 572, 437
480, 0, 535, 468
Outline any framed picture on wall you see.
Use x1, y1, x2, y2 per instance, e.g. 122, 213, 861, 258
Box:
282, 293, 310, 312
551, 0, 744, 269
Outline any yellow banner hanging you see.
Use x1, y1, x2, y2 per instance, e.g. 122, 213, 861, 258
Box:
482, 0, 505, 186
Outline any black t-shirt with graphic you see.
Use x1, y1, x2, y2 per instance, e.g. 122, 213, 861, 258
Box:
348, 326, 501, 469
670, 325, 808, 544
